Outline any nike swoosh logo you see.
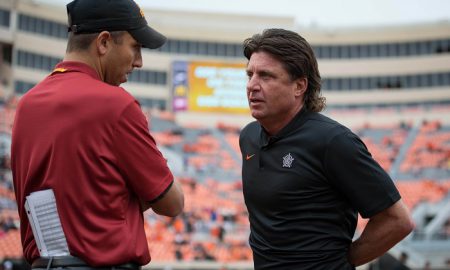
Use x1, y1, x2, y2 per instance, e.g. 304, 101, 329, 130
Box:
246, 154, 255, 160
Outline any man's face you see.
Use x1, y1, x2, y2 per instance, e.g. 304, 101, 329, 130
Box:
246, 51, 304, 128
103, 32, 143, 86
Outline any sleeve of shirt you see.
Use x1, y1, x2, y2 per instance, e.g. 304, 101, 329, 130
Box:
113, 101, 174, 202
324, 131, 401, 218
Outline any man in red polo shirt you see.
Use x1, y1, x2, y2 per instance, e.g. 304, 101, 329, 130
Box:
11, 0, 184, 269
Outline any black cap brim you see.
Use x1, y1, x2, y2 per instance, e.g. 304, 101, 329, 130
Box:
129, 25, 167, 49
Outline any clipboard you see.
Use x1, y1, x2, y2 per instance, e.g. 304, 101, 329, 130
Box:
25, 189, 69, 257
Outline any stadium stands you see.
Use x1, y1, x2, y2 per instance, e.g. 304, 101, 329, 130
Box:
2, 104, 448, 268
0, 0, 449, 268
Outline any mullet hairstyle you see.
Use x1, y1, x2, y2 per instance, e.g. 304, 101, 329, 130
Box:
243, 28, 326, 112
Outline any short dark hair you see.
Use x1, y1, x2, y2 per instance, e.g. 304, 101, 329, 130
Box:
243, 28, 326, 112
66, 31, 125, 53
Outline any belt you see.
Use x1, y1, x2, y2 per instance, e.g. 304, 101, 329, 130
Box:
31, 256, 141, 270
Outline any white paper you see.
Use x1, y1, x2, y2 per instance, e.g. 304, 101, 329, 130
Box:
25, 189, 69, 257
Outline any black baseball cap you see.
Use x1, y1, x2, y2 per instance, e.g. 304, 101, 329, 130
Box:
66, 0, 166, 49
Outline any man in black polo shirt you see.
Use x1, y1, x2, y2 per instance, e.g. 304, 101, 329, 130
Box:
239, 28, 414, 269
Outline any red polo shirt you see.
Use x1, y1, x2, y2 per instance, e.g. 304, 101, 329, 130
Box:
12, 61, 173, 266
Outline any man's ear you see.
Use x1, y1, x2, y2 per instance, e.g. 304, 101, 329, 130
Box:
96, 31, 112, 55
295, 77, 308, 97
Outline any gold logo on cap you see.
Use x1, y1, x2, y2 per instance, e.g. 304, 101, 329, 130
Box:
132, 0, 145, 18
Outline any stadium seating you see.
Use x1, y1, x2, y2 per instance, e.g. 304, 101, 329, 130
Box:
0, 104, 449, 265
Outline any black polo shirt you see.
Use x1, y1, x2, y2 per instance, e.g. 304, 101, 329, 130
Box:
239, 108, 400, 270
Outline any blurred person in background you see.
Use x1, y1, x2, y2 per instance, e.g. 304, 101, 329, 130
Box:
11, 0, 183, 269
239, 28, 414, 269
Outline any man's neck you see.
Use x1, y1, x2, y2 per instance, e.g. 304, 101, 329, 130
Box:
260, 104, 304, 136
64, 51, 103, 81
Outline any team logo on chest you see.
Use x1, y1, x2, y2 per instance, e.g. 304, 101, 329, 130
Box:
282, 153, 294, 168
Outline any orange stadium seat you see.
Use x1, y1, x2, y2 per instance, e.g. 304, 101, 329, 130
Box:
0, 230, 22, 258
